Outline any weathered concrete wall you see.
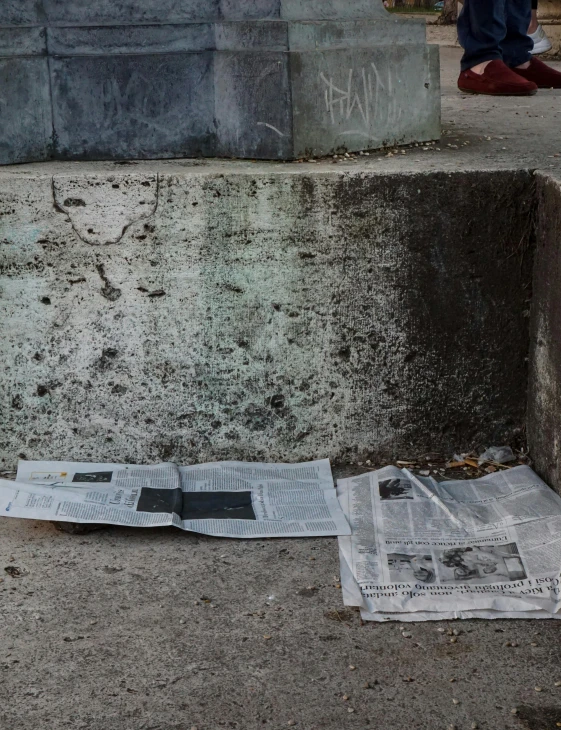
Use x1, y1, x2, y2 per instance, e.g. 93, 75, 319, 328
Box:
0, 167, 534, 468
528, 173, 561, 493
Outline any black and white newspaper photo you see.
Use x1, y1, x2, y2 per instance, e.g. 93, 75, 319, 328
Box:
1, 459, 351, 538
337, 465, 561, 620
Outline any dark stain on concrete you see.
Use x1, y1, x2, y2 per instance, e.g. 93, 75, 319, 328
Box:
97, 348, 119, 371
331, 169, 535, 458
269, 394, 285, 410
96, 263, 122, 301
517, 705, 561, 730
11, 395, 23, 410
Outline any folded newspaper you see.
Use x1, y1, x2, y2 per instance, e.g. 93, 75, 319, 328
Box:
337, 465, 561, 620
0, 459, 351, 538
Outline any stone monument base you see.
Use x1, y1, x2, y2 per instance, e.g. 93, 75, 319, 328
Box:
1, 3, 440, 163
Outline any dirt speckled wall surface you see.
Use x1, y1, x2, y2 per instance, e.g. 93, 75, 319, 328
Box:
0, 166, 535, 469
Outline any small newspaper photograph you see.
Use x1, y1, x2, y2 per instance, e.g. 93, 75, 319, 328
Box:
0, 459, 351, 538
337, 465, 561, 620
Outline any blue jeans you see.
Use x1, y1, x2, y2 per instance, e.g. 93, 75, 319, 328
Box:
458, 0, 533, 71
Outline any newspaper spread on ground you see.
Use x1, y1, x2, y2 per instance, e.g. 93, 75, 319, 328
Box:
338, 465, 561, 620
0, 459, 350, 538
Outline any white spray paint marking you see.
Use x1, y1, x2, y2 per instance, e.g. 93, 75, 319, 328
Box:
320, 62, 403, 131
257, 122, 286, 137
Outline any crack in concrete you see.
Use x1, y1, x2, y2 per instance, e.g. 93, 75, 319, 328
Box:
51, 174, 160, 245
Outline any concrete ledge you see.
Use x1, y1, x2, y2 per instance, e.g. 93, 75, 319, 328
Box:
0, 166, 534, 468
529, 172, 561, 492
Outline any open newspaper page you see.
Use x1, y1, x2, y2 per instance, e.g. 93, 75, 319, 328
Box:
12, 461, 180, 527
178, 459, 351, 537
338, 548, 560, 621
9, 459, 350, 538
337, 466, 561, 619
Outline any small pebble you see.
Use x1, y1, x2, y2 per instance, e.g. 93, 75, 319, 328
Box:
531, 642, 538, 646
437, 628, 446, 633
450, 637, 457, 643
448, 725, 457, 730
535, 687, 543, 692
363, 682, 371, 689
555, 680, 561, 687
452, 698, 460, 705
347, 708, 355, 714
349, 665, 356, 671
342, 695, 349, 701
180, 619, 185, 625
287, 721, 296, 727
511, 708, 518, 715
471, 724, 479, 729
452, 629, 461, 636
402, 631, 412, 639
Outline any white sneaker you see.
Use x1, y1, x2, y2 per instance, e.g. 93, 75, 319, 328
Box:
529, 24, 552, 55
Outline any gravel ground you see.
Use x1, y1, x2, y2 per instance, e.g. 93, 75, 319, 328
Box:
1, 457, 560, 730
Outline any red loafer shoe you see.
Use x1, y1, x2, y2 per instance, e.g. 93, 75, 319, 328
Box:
513, 56, 561, 88
458, 59, 537, 95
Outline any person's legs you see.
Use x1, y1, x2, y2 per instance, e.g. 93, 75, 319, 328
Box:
501, 0, 533, 67
529, 0, 538, 34
456, 0, 560, 93
457, 0, 507, 72
457, 0, 538, 94
528, 0, 553, 54
505, 0, 561, 85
